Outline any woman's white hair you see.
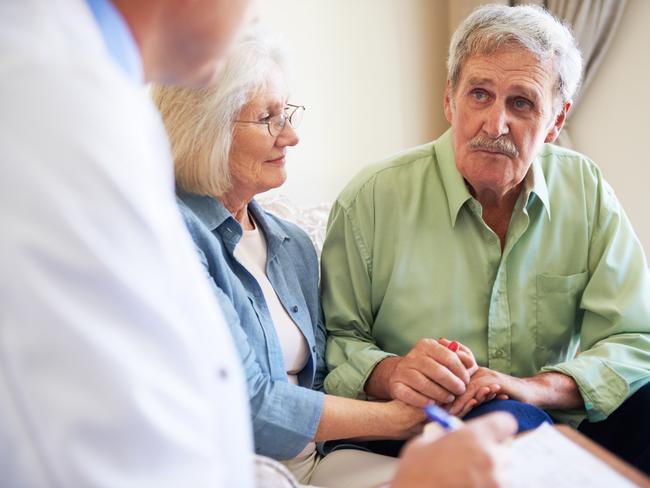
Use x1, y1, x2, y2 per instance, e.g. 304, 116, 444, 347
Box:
151, 29, 287, 196
448, 4, 583, 109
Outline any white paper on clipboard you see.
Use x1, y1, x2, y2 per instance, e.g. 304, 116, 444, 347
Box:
509, 423, 637, 488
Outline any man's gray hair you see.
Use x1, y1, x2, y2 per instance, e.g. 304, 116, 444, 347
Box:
152, 29, 288, 197
448, 4, 583, 107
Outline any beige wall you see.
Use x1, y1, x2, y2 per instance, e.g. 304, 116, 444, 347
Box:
260, 0, 449, 205
570, 0, 650, 256
261, 0, 649, 254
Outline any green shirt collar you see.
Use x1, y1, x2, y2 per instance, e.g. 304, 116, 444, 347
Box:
434, 129, 472, 227
528, 156, 552, 220
434, 128, 551, 226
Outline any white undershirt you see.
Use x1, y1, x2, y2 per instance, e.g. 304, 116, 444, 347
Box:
234, 219, 310, 385
234, 218, 316, 460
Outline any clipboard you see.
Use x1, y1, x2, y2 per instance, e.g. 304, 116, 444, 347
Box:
554, 425, 650, 488
509, 423, 650, 487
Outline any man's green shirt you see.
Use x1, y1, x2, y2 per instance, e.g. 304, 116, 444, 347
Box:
321, 129, 650, 424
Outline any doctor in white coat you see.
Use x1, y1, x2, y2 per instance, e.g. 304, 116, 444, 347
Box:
0, 0, 256, 486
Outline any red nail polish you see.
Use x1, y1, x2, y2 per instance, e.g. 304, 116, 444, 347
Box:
448, 341, 459, 353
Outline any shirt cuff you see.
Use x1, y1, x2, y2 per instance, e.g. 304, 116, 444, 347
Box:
253, 385, 324, 459
541, 356, 629, 422
324, 349, 396, 399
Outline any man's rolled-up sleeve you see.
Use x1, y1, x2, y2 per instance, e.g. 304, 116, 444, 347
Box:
321, 198, 395, 400
542, 175, 650, 423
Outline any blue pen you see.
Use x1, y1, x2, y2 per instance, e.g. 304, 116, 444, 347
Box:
424, 404, 463, 431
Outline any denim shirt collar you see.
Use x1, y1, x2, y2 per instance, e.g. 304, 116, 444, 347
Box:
248, 200, 291, 262
177, 190, 290, 260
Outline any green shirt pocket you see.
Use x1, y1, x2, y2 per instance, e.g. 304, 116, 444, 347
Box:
535, 271, 589, 367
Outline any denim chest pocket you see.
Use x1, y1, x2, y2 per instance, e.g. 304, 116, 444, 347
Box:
535, 271, 589, 365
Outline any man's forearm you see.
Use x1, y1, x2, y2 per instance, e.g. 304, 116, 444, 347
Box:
519, 372, 583, 410
364, 356, 401, 399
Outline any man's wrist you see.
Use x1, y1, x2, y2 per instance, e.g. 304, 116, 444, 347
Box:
510, 375, 538, 405
518, 372, 582, 409
365, 356, 401, 399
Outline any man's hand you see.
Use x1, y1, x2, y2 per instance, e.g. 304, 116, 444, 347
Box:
385, 339, 476, 408
391, 412, 517, 488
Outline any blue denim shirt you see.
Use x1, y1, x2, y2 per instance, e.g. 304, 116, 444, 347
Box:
177, 191, 326, 459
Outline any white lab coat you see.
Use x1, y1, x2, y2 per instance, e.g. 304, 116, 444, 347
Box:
0, 0, 254, 486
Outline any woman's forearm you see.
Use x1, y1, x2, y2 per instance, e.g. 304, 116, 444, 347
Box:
313, 395, 425, 442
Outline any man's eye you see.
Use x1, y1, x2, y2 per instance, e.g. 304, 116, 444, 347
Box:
471, 89, 488, 101
513, 98, 532, 110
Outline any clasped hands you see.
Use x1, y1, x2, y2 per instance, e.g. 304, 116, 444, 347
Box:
387, 338, 515, 417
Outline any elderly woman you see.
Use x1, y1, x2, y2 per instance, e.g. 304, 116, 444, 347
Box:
151, 32, 424, 486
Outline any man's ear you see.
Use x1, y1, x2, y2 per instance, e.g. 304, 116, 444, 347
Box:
544, 100, 572, 143
444, 80, 454, 124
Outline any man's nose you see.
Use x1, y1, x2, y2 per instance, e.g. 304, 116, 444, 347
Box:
482, 102, 509, 138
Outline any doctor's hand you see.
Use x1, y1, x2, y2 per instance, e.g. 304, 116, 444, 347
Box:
391, 412, 516, 488
383, 339, 476, 408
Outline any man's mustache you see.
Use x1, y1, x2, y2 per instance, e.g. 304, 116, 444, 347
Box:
468, 136, 519, 158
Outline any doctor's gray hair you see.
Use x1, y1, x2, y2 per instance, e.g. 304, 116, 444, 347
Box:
152, 29, 288, 196
447, 4, 583, 108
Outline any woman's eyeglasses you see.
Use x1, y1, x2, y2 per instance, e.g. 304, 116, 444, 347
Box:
235, 104, 305, 137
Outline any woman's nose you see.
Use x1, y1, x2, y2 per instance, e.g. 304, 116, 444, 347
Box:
277, 120, 300, 147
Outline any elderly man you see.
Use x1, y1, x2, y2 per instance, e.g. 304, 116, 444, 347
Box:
322, 4, 650, 473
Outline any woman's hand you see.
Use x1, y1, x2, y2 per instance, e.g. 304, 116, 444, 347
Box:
434, 340, 508, 418
438, 337, 479, 377
447, 368, 512, 417
383, 400, 427, 440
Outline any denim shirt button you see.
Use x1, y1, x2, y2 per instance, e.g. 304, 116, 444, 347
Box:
291, 305, 299, 313
311, 345, 317, 352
